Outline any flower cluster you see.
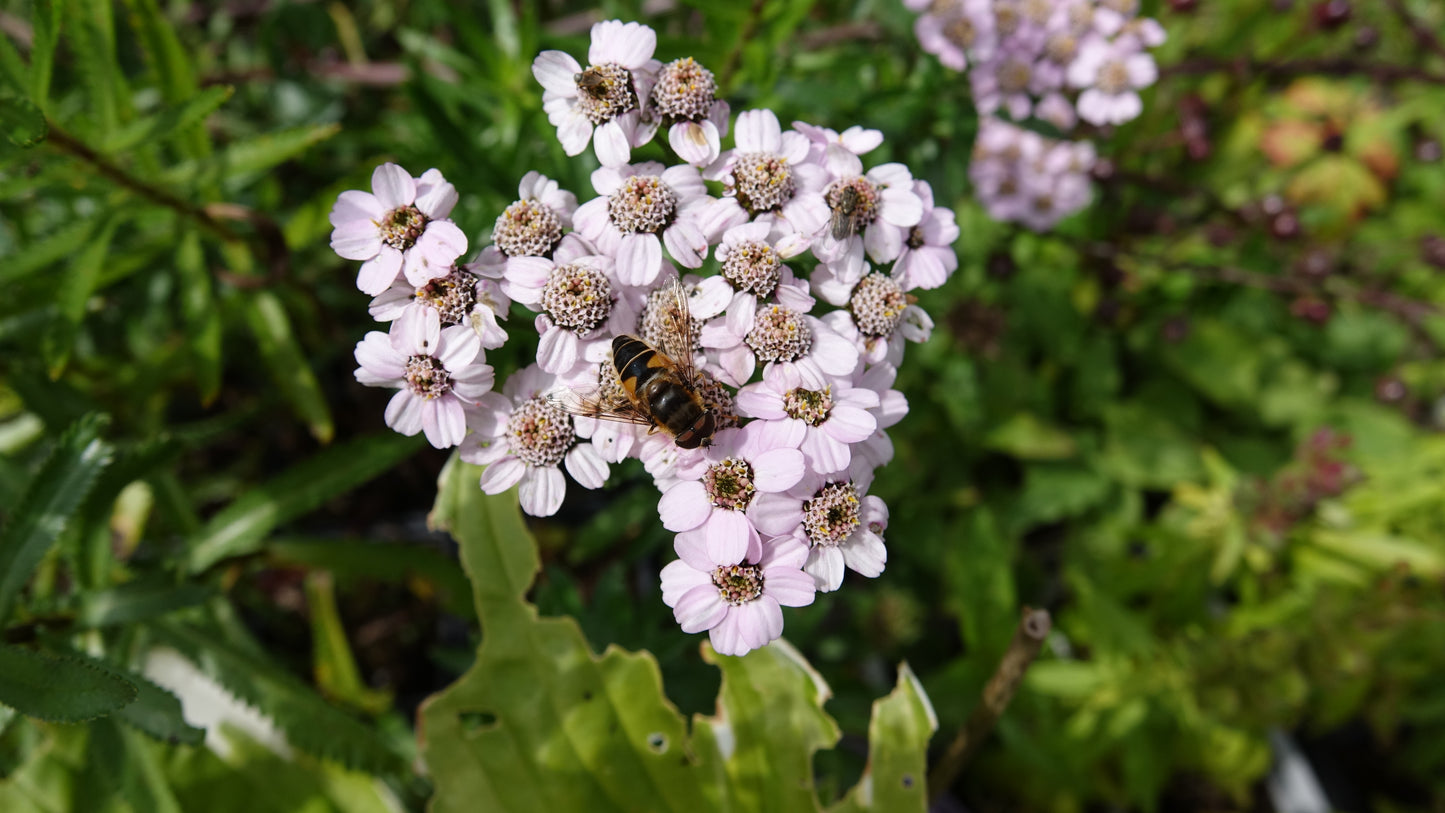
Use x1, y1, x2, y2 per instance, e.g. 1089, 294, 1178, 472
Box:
331, 20, 959, 658
905, 0, 1166, 229
971, 118, 1096, 231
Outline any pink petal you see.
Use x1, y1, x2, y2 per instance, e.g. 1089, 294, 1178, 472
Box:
384, 390, 424, 436
661, 558, 711, 606
478, 456, 527, 493
594, 119, 632, 167
537, 325, 578, 374
371, 163, 415, 210
617, 233, 663, 286
762, 567, 816, 607
800, 430, 849, 475
519, 465, 566, 517
669, 121, 719, 166
662, 220, 707, 269
747, 492, 803, 536
673, 584, 728, 633
823, 405, 876, 443
705, 509, 756, 565
804, 546, 846, 592
841, 531, 887, 577
564, 443, 609, 489
532, 50, 583, 94
751, 448, 805, 492
557, 109, 593, 156
330, 190, 383, 227
734, 384, 784, 420
659, 480, 710, 531
357, 248, 404, 296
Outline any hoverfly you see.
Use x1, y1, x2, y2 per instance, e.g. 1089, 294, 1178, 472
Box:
828, 185, 862, 241
550, 277, 717, 449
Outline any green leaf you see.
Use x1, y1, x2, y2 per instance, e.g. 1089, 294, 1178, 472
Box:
185, 432, 421, 573
174, 228, 222, 403
0, 645, 136, 722
236, 289, 334, 443
693, 639, 842, 811
111, 666, 205, 746
0, 413, 113, 624
28, 0, 61, 108
66, 0, 129, 132
421, 459, 902, 813
0, 211, 108, 285
160, 124, 341, 188
121, 0, 208, 158
101, 86, 232, 154
76, 580, 213, 628
0, 94, 47, 148
829, 664, 937, 813
148, 621, 404, 773
42, 213, 122, 378
984, 413, 1077, 461
305, 571, 393, 715
0, 28, 27, 94
268, 536, 474, 619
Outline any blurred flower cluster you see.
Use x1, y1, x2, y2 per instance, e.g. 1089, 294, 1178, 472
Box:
907, 0, 1166, 229
329, 20, 959, 656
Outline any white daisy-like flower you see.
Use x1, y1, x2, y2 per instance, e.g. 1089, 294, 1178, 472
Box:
353, 310, 494, 449
572, 161, 713, 286
531, 20, 661, 167
460, 364, 610, 517
330, 164, 468, 295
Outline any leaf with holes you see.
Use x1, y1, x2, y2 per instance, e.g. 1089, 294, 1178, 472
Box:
419, 458, 937, 812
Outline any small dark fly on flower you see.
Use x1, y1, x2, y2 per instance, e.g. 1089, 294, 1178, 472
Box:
575, 67, 612, 100
829, 185, 862, 241
548, 277, 718, 450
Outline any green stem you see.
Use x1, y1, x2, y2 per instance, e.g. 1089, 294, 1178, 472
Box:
44, 121, 242, 245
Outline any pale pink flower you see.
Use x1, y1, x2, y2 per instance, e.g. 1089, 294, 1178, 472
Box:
812, 159, 925, 284
702, 110, 830, 241
700, 302, 859, 389
660, 532, 815, 657
330, 164, 468, 295
657, 420, 806, 565
469, 172, 579, 279
1069, 37, 1158, 126
532, 21, 661, 166
891, 180, 960, 291
460, 364, 609, 517
572, 161, 713, 286
368, 267, 511, 350
749, 461, 889, 592
353, 310, 494, 449
735, 365, 878, 475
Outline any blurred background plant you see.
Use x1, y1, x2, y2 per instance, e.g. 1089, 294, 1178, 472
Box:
1, 0, 1443, 811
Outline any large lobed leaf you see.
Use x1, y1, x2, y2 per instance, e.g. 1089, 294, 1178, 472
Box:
419, 459, 937, 813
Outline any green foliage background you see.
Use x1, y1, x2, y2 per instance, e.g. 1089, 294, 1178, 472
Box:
2, 0, 1445, 810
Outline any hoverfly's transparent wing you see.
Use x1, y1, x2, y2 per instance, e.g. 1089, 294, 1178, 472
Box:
651, 275, 703, 385
546, 362, 655, 428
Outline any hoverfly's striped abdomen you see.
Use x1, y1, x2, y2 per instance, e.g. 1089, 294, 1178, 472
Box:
611, 334, 715, 449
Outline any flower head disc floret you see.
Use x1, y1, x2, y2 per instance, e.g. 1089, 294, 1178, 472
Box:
747, 305, 813, 363
652, 58, 718, 122
711, 563, 764, 606
494, 200, 564, 258
802, 482, 862, 548
507, 396, 577, 468
851, 273, 909, 337
541, 262, 614, 334
784, 386, 833, 426
733, 154, 796, 216
720, 240, 782, 297
414, 271, 479, 327
706, 457, 757, 511
404, 355, 452, 399
825, 178, 882, 235
609, 175, 678, 234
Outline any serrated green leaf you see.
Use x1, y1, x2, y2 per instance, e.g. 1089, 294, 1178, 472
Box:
112, 667, 205, 746
0, 645, 136, 722
0, 413, 113, 623
236, 289, 334, 443
174, 228, 221, 402
160, 124, 340, 188
28, 0, 61, 108
66, 0, 129, 132
0, 94, 47, 148
76, 581, 213, 628
829, 664, 937, 813
148, 621, 405, 773
120, 0, 208, 158
185, 431, 421, 573
42, 213, 122, 378
102, 86, 232, 154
